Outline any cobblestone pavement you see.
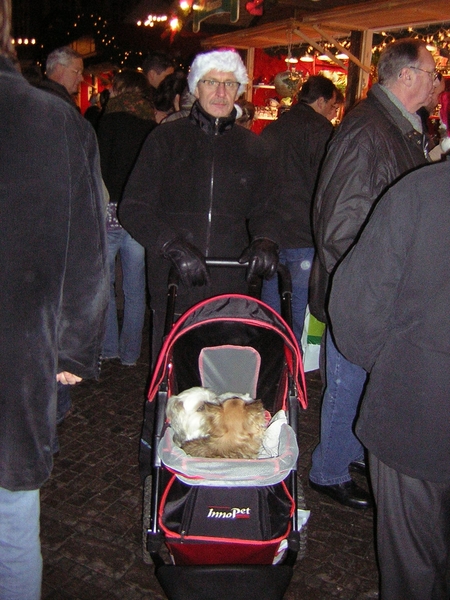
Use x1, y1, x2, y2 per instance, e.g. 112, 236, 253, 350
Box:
40, 313, 379, 600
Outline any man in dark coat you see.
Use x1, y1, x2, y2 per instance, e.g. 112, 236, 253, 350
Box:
329, 158, 450, 599
308, 38, 437, 509
36, 44, 87, 433
260, 75, 341, 346
37, 45, 84, 110
120, 48, 279, 360
0, 2, 108, 595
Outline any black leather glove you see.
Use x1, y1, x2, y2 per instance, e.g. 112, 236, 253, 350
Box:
162, 238, 210, 287
239, 238, 279, 281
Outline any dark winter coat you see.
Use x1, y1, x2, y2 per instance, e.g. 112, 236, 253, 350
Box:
37, 77, 80, 111
261, 101, 334, 248
119, 100, 276, 318
97, 95, 157, 205
329, 159, 450, 483
0, 56, 108, 491
309, 83, 429, 322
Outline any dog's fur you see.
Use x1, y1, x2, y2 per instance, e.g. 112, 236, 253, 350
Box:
166, 387, 266, 459
182, 397, 266, 459
166, 387, 220, 446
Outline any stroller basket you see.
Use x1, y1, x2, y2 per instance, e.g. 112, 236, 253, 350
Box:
159, 475, 294, 566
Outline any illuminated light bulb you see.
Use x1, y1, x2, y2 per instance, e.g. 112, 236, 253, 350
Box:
170, 16, 180, 30
336, 53, 348, 60
180, 0, 190, 9
300, 54, 314, 62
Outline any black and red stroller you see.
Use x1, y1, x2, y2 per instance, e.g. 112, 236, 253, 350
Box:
142, 260, 308, 600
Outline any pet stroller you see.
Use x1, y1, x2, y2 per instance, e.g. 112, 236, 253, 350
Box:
142, 260, 308, 600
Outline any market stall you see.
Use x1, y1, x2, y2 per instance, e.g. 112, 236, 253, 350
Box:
203, 0, 450, 121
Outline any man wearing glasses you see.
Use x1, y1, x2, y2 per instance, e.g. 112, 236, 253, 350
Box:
36, 46, 87, 438
309, 38, 439, 510
38, 46, 84, 111
120, 48, 279, 363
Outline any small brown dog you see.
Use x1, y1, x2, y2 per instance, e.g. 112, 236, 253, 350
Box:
181, 397, 266, 459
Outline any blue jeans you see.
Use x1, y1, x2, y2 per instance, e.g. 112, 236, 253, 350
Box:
261, 247, 314, 348
309, 329, 367, 485
0, 488, 42, 600
103, 229, 146, 365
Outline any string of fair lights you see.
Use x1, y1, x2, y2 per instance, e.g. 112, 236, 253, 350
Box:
10, 10, 450, 74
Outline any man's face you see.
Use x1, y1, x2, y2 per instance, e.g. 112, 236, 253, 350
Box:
194, 69, 240, 119
51, 57, 84, 95
147, 66, 174, 89
321, 92, 341, 121
407, 47, 439, 112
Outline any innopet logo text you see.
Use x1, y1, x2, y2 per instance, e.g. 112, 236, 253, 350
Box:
207, 506, 251, 519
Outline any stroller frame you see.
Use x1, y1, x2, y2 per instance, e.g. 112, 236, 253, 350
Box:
143, 260, 307, 600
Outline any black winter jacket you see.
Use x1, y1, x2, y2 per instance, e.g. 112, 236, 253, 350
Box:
261, 102, 334, 248
37, 77, 80, 111
309, 83, 429, 322
120, 100, 276, 316
329, 159, 450, 483
97, 108, 157, 205
0, 57, 108, 491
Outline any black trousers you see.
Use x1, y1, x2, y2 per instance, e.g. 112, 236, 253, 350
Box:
369, 453, 450, 600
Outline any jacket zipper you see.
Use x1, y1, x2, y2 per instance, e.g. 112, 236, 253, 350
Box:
205, 118, 220, 257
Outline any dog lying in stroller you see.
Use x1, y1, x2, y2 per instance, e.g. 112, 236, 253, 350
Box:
167, 386, 267, 459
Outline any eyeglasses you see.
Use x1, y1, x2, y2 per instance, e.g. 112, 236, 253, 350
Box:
407, 66, 439, 81
67, 67, 83, 76
199, 79, 240, 90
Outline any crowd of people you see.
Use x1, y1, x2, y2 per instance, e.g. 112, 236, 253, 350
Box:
1, 0, 450, 594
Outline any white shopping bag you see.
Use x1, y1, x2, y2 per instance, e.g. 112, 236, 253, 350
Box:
301, 306, 325, 372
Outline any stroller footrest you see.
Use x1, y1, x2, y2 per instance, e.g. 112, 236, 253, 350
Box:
155, 564, 293, 600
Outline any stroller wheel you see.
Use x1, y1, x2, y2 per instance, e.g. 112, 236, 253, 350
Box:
297, 473, 308, 561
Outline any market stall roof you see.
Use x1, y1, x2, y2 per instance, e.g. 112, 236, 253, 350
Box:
203, 0, 450, 49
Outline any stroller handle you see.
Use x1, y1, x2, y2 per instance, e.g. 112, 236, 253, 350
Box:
164, 258, 293, 337
168, 258, 292, 296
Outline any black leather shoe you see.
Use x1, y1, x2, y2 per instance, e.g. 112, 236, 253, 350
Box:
309, 478, 373, 509
349, 459, 367, 475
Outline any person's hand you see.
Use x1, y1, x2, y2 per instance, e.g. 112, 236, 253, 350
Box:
162, 238, 210, 286
56, 372, 82, 385
239, 238, 279, 281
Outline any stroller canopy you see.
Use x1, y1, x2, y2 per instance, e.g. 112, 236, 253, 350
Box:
148, 294, 307, 411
